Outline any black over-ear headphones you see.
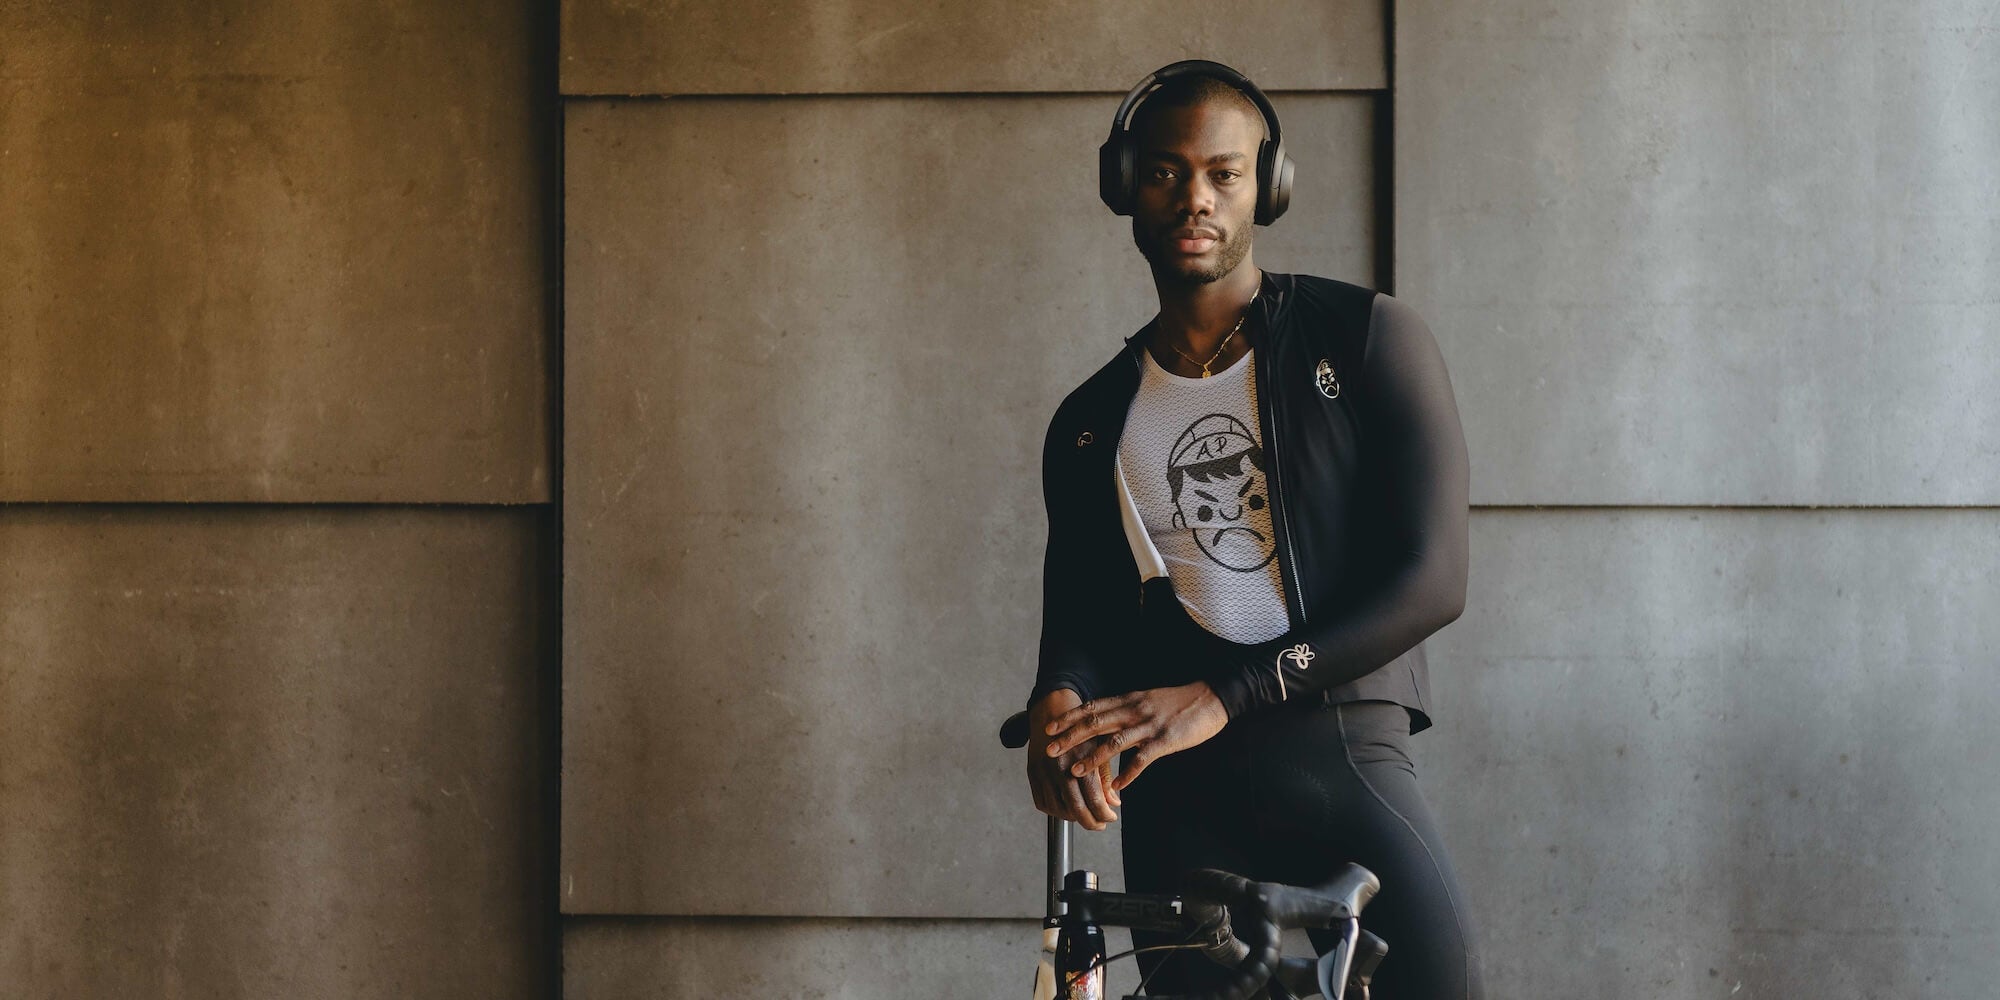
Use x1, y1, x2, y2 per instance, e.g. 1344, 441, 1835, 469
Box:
1098, 59, 1294, 226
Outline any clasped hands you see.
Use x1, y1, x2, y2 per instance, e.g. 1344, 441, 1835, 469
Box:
1025, 681, 1229, 831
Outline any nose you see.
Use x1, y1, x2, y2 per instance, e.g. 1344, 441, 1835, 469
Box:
1174, 171, 1217, 218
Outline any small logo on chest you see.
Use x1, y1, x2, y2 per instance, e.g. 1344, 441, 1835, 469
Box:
1314, 359, 1342, 399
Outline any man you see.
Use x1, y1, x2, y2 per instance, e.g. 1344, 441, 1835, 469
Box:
1024, 62, 1484, 998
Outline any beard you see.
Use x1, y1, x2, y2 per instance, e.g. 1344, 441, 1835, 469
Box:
1133, 216, 1255, 286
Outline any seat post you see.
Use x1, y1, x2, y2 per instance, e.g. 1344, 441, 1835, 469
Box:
1046, 815, 1072, 923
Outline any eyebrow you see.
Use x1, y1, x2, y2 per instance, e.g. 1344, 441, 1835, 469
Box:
1142, 151, 1248, 165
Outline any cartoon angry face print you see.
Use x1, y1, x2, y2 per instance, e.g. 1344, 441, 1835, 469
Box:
1167, 413, 1277, 571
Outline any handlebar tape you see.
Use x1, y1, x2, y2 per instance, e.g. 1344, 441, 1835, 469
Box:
1000, 710, 1030, 749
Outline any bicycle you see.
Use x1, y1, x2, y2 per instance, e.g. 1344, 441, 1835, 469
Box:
1001, 710, 1389, 1000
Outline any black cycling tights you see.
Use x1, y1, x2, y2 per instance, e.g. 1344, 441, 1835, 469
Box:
1119, 699, 1484, 1000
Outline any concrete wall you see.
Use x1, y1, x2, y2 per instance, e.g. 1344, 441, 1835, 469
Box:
1396, 2, 2000, 998
0, 3, 555, 997
556, 1, 1389, 993
561, 91, 1376, 918
0, 506, 555, 997
557, 0, 1384, 94
1396, 2, 1999, 505
0, 1, 553, 503
1426, 509, 2000, 998
10, 1, 1991, 997
566, 2, 1998, 997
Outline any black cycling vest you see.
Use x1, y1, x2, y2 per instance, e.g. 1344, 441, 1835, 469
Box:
1030, 270, 1470, 734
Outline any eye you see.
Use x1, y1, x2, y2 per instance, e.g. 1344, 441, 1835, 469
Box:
1197, 506, 1214, 522
1247, 494, 1265, 511
1150, 167, 1176, 181
1215, 170, 1241, 182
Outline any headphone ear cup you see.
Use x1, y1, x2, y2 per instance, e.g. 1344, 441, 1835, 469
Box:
1256, 137, 1292, 226
1270, 141, 1293, 223
1098, 135, 1133, 216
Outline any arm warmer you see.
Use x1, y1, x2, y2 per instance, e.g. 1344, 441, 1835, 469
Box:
1205, 294, 1471, 720
1028, 407, 1118, 708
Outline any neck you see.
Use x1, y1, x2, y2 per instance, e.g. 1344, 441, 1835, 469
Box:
1148, 256, 1261, 374
1153, 257, 1261, 354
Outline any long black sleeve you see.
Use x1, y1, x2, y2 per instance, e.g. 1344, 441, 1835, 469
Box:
1027, 407, 1119, 708
1206, 293, 1471, 719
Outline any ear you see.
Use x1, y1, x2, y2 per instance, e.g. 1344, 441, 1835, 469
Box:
1171, 510, 1186, 530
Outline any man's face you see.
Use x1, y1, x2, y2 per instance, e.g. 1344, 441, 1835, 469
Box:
1128, 99, 1264, 286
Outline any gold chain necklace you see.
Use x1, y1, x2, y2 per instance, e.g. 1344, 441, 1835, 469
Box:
1165, 283, 1260, 378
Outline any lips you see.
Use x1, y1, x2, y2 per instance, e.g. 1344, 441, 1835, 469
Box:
1171, 228, 1220, 255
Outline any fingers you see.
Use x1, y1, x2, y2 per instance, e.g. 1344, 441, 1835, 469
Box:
1028, 765, 1051, 815
1070, 724, 1147, 779
1059, 772, 1109, 831
1045, 696, 1145, 757
1076, 768, 1118, 827
1031, 751, 1120, 828
1046, 692, 1133, 738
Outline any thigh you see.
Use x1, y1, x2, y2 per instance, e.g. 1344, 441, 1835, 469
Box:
1118, 743, 1261, 996
1299, 702, 1484, 1000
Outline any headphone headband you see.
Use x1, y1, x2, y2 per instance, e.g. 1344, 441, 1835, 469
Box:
1098, 59, 1293, 226
1107, 59, 1284, 148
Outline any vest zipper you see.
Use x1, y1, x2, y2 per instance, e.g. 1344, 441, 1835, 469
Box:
1254, 326, 1309, 629
1253, 289, 1312, 702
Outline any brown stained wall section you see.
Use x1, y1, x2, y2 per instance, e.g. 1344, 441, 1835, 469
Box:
0, 1, 553, 503
0, 506, 553, 998
0, 2, 558, 997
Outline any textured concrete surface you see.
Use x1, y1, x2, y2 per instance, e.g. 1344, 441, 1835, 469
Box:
561, 92, 1376, 915
1394, 1, 2000, 504
559, 0, 1383, 95
0, 506, 554, 998
1422, 508, 2000, 1000
563, 918, 1326, 998
564, 508, 2000, 996
563, 916, 1094, 999
0, 0, 554, 503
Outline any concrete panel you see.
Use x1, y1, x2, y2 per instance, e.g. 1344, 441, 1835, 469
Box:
564, 917, 1056, 998
1394, 1, 2000, 504
1418, 508, 2000, 1000
565, 917, 1321, 999
562, 93, 1376, 915
559, 0, 1383, 96
0, 1, 553, 503
0, 506, 553, 998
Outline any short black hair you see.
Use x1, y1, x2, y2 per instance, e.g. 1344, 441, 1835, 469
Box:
1129, 73, 1269, 146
